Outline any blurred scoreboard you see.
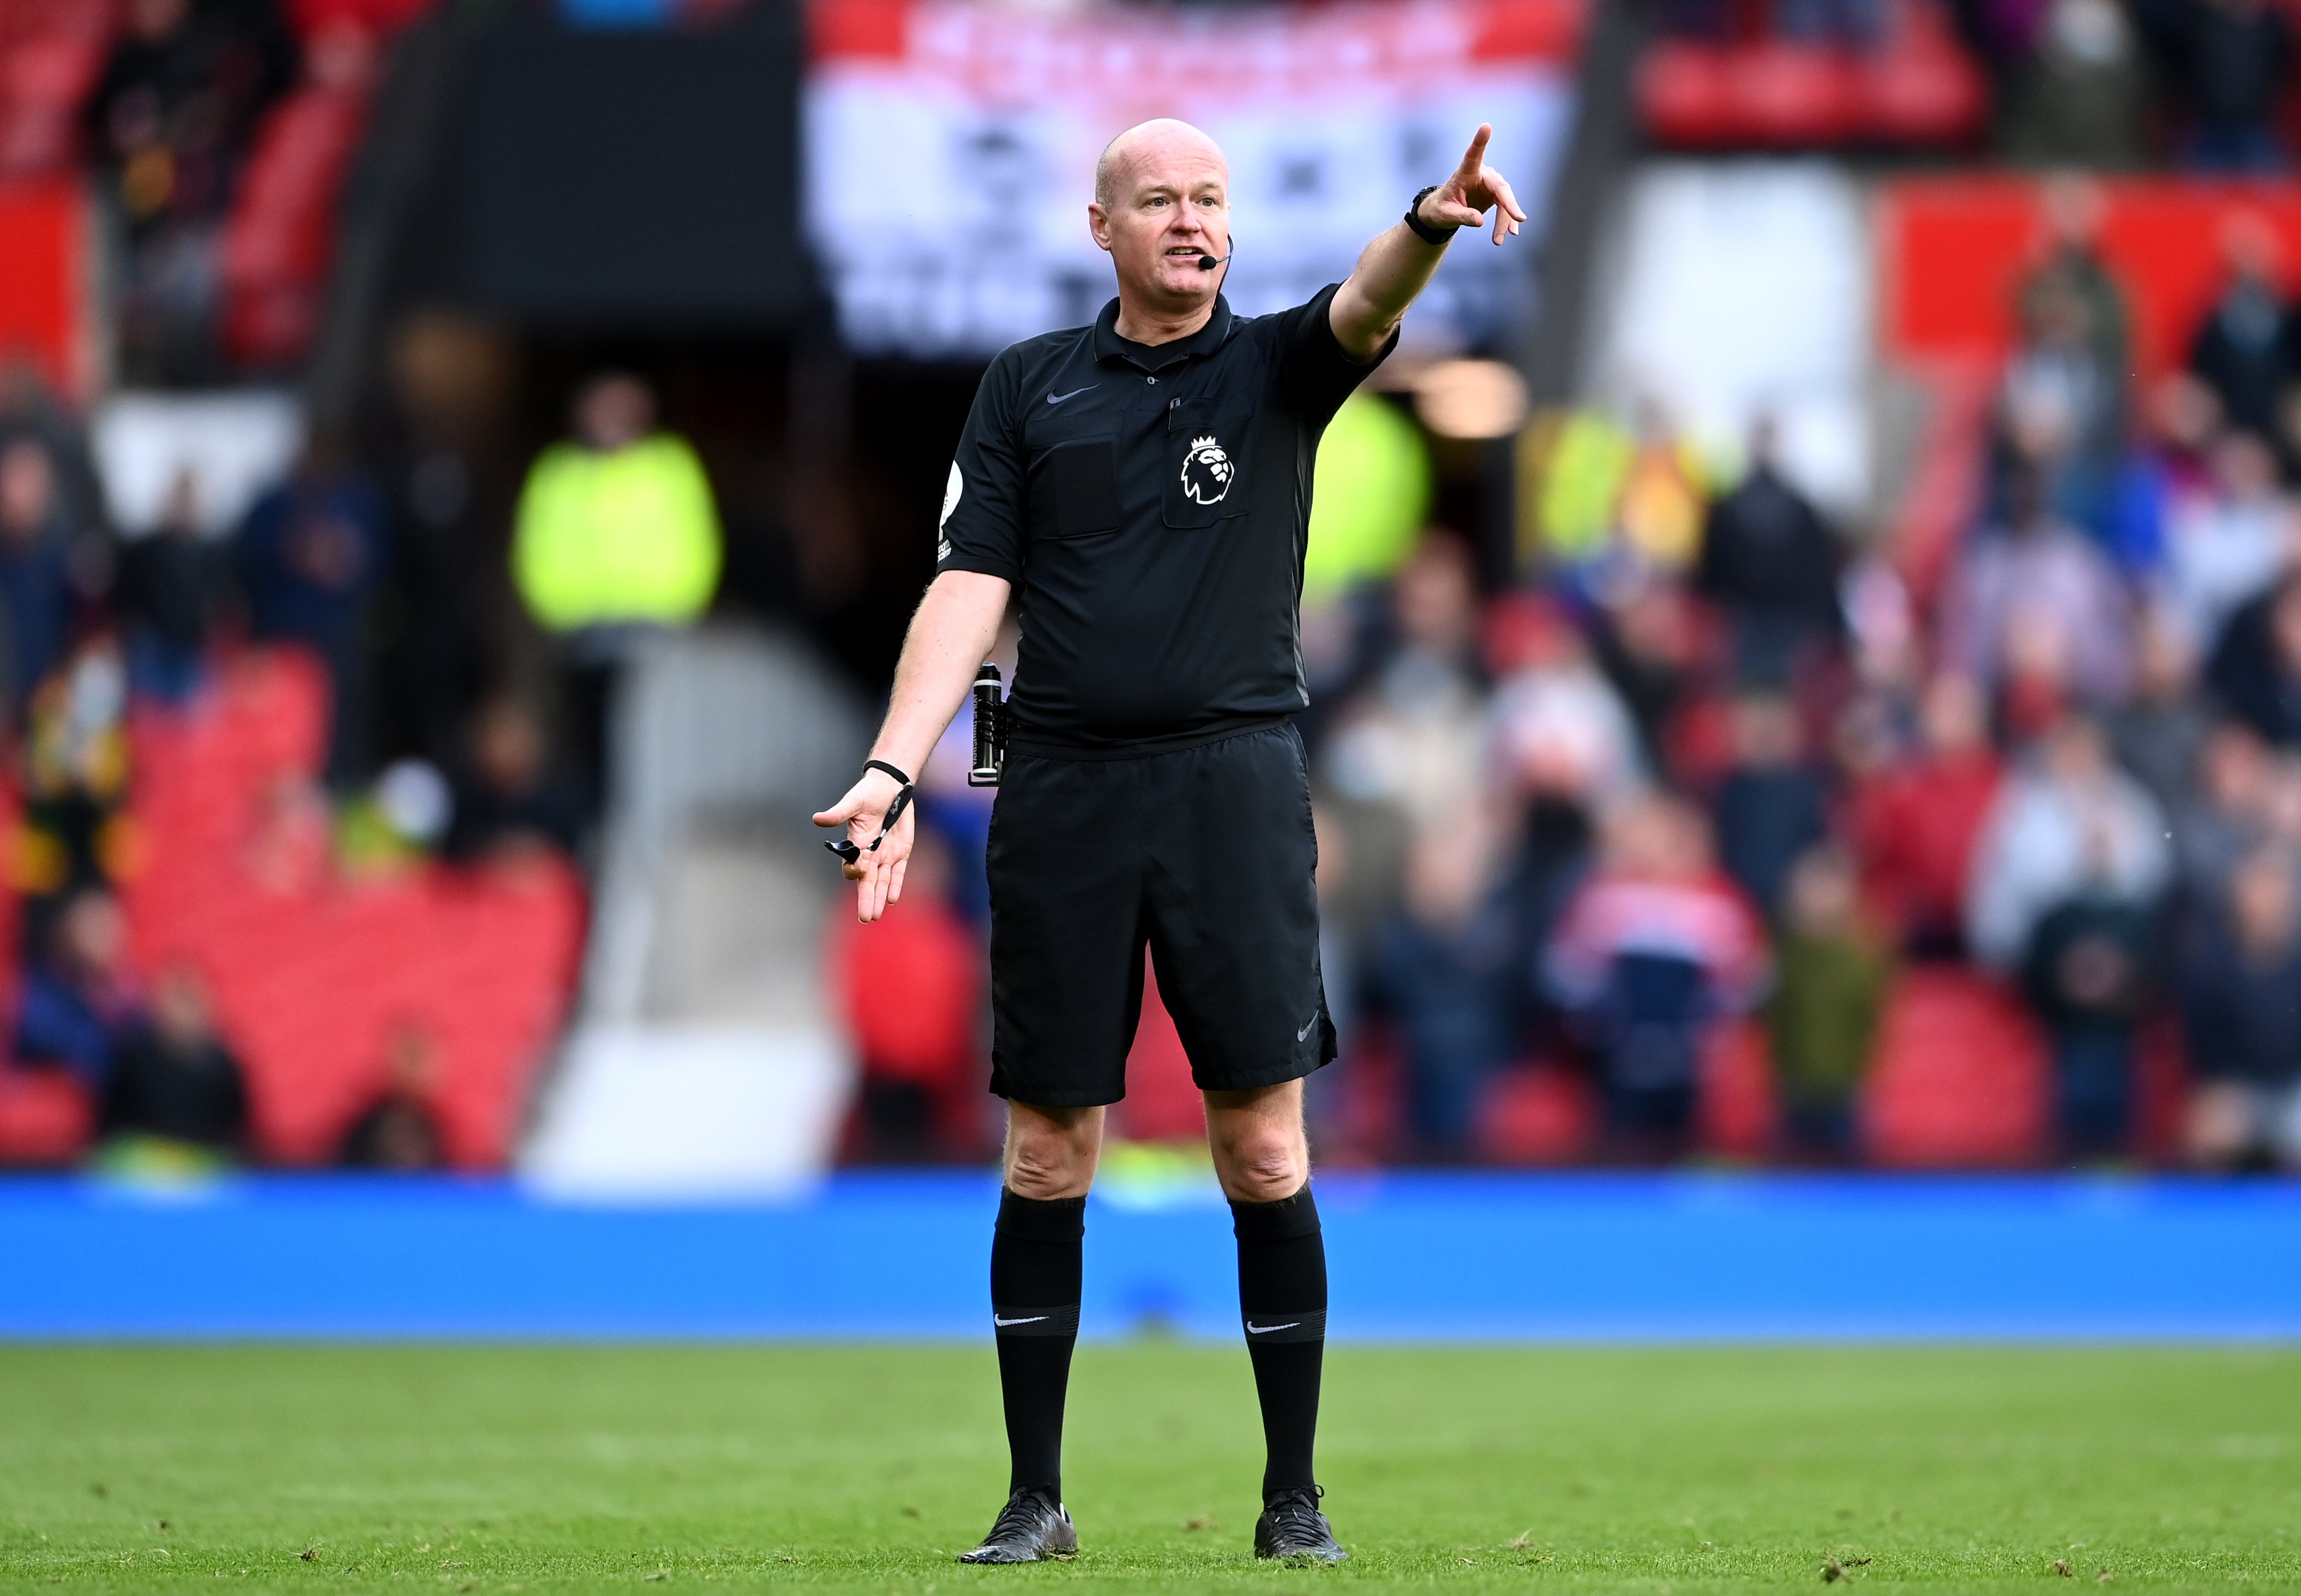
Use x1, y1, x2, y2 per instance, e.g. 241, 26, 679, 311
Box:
806, 0, 1585, 359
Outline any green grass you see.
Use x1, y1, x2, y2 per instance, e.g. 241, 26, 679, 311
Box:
1, 1345, 2297, 1592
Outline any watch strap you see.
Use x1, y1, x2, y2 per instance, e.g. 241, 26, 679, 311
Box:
1404, 184, 1458, 247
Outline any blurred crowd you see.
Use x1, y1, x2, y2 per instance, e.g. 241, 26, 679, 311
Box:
0, 349, 645, 1171
1655, 0, 2301, 173
839, 198, 2301, 1176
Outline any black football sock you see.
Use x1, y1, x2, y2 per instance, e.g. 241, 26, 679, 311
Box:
1231, 1184, 1326, 1501
990, 1188, 1085, 1499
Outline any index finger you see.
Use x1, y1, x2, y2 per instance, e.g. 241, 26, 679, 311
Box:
1458, 123, 1492, 174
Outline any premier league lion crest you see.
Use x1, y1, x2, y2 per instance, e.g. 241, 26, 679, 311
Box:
1180, 434, 1234, 506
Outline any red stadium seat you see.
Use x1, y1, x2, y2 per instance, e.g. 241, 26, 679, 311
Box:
120, 647, 584, 1169
1728, 40, 1860, 148
1863, 965, 2047, 1167
1859, 20, 1985, 145
1638, 40, 1737, 149
1699, 1017, 1776, 1159
1476, 1062, 1595, 1166
0, 1067, 91, 1166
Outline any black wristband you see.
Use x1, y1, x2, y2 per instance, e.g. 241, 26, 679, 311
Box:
1404, 184, 1459, 247
824, 759, 920, 867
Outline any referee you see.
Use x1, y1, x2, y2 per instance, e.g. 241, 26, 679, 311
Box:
814, 117, 1525, 1565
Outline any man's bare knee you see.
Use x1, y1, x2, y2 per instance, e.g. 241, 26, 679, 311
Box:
1220, 1138, 1306, 1203
1205, 1083, 1308, 1203
1002, 1103, 1103, 1200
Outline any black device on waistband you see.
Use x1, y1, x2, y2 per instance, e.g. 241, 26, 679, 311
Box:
969, 664, 1006, 787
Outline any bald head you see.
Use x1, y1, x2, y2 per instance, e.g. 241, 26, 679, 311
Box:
1088, 117, 1231, 334
1095, 118, 1226, 209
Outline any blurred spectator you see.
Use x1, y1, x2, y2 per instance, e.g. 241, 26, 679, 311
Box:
1321, 534, 1487, 831
1714, 690, 1829, 920
19, 640, 134, 913
116, 469, 229, 704
513, 372, 723, 808
1766, 843, 1891, 1163
1486, 592, 1643, 810
2186, 217, 2295, 445
2180, 843, 2301, 1171
1970, 715, 2168, 1156
236, 441, 389, 785
1776, 0, 1884, 44
1851, 674, 2004, 956
82, 0, 298, 383
1693, 416, 1843, 687
1940, 465, 2134, 718
1967, 715, 2170, 971
830, 829, 982, 1162
1616, 400, 1707, 574
2110, 606, 2214, 817
2139, 0, 2292, 172
2001, 0, 2150, 169
0, 359, 107, 551
1545, 794, 1768, 1161
2206, 569, 2301, 746
101, 962, 247, 1157
338, 1022, 449, 1170
2021, 878, 2158, 1160
2156, 431, 2291, 649
1593, 578, 1703, 775
15, 887, 137, 1095
2173, 721, 2280, 910
2017, 180, 2132, 455
0, 436, 74, 717
444, 698, 582, 865
1483, 595, 1629, 1011
1365, 821, 1519, 1161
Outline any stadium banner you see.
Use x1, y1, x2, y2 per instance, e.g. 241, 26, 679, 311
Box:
805, 0, 1585, 358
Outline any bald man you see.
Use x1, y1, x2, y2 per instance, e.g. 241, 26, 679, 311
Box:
815, 118, 1525, 1565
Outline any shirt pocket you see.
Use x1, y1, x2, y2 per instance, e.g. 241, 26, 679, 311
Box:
1162, 395, 1254, 530
1031, 436, 1121, 541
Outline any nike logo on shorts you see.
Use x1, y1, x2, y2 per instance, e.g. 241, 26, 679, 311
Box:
993, 1314, 1049, 1327
1246, 1321, 1301, 1335
1297, 1015, 1318, 1041
1046, 386, 1096, 405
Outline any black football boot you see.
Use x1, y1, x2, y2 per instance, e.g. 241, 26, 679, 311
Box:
957, 1486, 1078, 1564
1253, 1486, 1347, 1562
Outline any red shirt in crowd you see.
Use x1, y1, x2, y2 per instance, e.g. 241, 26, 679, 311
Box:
828, 898, 980, 1090
1848, 749, 2003, 946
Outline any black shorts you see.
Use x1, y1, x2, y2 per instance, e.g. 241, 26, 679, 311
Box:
984, 722, 1337, 1107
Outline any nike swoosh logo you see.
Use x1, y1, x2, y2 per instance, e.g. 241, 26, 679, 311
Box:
1297, 1017, 1318, 1041
1046, 386, 1096, 405
993, 1315, 1049, 1327
1246, 1321, 1301, 1335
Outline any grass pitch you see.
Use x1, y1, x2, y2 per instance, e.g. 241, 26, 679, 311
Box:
1, 1344, 2297, 1592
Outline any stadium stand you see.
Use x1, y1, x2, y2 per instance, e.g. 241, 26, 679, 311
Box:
121, 647, 584, 1166
10, 0, 2301, 1182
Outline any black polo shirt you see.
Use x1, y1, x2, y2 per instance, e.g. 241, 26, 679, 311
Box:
936, 284, 1391, 755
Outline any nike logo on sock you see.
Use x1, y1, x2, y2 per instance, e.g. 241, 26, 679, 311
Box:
1245, 1321, 1301, 1335
993, 1314, 1049, 1327
1045, 386, 1096, 405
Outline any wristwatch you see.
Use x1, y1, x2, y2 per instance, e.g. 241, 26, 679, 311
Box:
1404, 184, 1460, 247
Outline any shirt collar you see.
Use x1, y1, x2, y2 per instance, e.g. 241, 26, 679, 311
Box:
1091, 295, 1235, 372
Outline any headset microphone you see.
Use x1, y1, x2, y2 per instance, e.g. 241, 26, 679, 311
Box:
1196, 248, 1231, 272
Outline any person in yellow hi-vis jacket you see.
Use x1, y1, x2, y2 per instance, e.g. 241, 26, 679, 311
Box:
511, 371, 722, 825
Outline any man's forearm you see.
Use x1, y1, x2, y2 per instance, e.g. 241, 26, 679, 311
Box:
870, 569, 1012, 778
1329, 221, 1449, 361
